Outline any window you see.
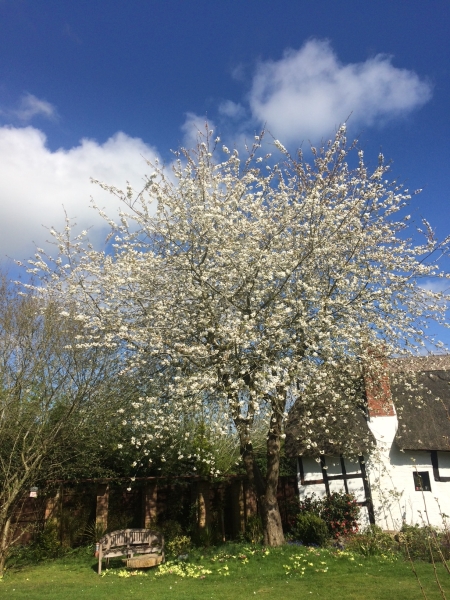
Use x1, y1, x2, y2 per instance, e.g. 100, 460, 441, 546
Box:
413, 471, 431, 492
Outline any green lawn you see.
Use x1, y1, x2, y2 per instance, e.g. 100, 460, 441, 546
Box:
2, 543, 450, 600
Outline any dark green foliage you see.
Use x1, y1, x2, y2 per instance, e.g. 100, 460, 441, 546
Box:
82, 521, 108, 545
347, 525, 396, 556
320, 492, 360, 537
296, 492, 360, 538
7, 522, 66, 566
159, 519, 184, 543
166, 535, 192, 557
6, 543, 93, 571
28, 521, 64, 560
243, 515, 263, 543
192, 525, 220, 548
399, 524, 450, 562
292, 512, 330, 546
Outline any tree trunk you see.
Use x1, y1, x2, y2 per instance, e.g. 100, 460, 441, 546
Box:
0, 514, 12, 577
238, 404, 285, 546
196, 480, 211, 533
261, 403, 285, 546
0, 551, 5, 578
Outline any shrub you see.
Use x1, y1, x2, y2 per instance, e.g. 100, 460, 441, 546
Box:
292, 512, 330, 546
192, 524, 221, 548
244, 515, 263, 544
296, 492, 360, 539
298, 494, 322, 515
82, 521, 108, 544
398, 524, 450, 562
283, 496, 301, 533
8, 521, 65, 566
347, 525, 396, 557
159, 519, 184, 543
32, 520, 64, 559
320, 492, 360, 538
167, 535, 192, 557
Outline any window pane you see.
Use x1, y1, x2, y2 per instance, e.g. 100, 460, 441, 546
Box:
413, 471, 431, 492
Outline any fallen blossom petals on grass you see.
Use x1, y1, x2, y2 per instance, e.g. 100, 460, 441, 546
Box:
101, 568, 148, 578
155, 561, 212, 578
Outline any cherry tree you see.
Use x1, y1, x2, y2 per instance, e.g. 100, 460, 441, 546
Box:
28, 125, 449, 545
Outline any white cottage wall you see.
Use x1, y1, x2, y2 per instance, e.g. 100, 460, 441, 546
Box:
367, 413, 450, 530
297, 456, 326, 502
297, 455, 371, 528
437, 452, 450, 478
292, 357, 450, 533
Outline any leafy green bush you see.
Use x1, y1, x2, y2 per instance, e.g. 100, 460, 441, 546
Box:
30, 521, 64, 559
193, 524, 223, 547
347, 525, 396, 557
159, 519, 184, 543
7, 521, 65, 566
244, 515, 263, 543
320, 493, 360, 538
296, 492, 360, 538
398, 524, 450, 562
292, 512, 330, 546
82, 521, 108, 545
167, 535, 192, 556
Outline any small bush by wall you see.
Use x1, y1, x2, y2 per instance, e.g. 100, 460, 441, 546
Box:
347, 525, 396, 556
292, 512, 330, 546
297, 492, 360, 539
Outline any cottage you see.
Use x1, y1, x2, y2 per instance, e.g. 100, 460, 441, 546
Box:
285, 356, 450, 530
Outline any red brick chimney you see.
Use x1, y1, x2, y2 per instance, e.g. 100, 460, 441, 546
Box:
364, 349, 395, 417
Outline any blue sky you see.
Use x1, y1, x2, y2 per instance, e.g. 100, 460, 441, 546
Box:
0, 1, 449, 288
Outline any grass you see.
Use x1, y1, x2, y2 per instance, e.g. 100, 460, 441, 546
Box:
2, 542, 450, 599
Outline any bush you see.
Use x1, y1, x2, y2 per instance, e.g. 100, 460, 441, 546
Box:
244, 515, 263, 544
347, 525, 396, 557
320, 493, 360, 538
298, 494, 322, 515
31, 520, 64, 559
192, 524, 222, 548
7, 521, 65, 566
296, 492, 360, 539
283, 496, 301, 533
398, 524, 450, 562
82, 521, 108, 544
167, 535, 192, 557
159, 519, 184, 543
292, 512, 330, 546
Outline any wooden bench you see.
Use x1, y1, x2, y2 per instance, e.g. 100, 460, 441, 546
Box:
97, 528, 164, 574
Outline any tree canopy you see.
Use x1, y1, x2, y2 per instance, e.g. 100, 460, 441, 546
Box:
27, 125, 450, 545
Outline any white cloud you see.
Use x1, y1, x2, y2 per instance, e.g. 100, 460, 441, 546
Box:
14, 93, 57, 122
246, 39, 432, 143
419, 279, 450, 295
181, 112, 217, 148
0, 126, 160, 261
0, 42, 434, 265
218, 100, 245, 119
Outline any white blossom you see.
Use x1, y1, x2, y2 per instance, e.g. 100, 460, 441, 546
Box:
26, 126, 450, 546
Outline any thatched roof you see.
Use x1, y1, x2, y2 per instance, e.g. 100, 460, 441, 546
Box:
393, 368, 450, 451
388, 355, 450, 374
285, 355, 450, 457
284, 398, 375, 458
284, 365, 376, 458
